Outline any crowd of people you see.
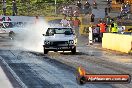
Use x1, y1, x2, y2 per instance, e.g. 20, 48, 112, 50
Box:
93, 19, 118, 42
2, 0, 17, 16
60, 14, 120, 43
60, 15, 81, 37
60, 5, 80, 17
59, 0, 98, 17
59, 0, 128, 43
119, 1, 131, 19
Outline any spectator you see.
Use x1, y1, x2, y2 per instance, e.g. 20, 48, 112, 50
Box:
93, 1, 97, 9
105, 8, 108, 16
59, 6, 64, 14
35, 16, 39, 24
68, 7, 73, 17
60, 15, 69, 27
106, 0, 111, 12
120, 2, 131, 18
125, 1, 131, 19
84, 1, 91, 14
97, 21, 107, 42
120, 4, 127, 17
12, 0, 17, 16
7, 17, 11, 21
121, 3, 125, 12
68, 17, 74, 28
2, 0, 6, 15
62, 6, 67, 16
84, 1, 90, 9
109, 20, 118, 33
92, 27, 100, 42
98, 18, 102, 23
66, 6, 70, 16
106, 16, 111, 25
107, 0, 110, 3
76, 1, 82, 9
90, 13, 95, 23
125, 1, 131, 12
107, 0, 111, 4
73, 7, 80, 17
2, 17, 5, 21
73, 17, 81, 37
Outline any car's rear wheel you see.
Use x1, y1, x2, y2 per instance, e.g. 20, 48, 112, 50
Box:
43, 47, 48, 54
71, 46, 76, 54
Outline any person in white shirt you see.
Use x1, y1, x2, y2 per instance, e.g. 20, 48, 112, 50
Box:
93, 27, 99, 42
60, 16, 69, 27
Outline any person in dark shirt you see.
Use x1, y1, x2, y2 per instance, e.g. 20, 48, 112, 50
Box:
2, 0, 6, 15
90, 13, 95, 23
105, 8, 108, 16
76, 1, 82, 9
12, 0, 17, 16
84, 1, 90, 9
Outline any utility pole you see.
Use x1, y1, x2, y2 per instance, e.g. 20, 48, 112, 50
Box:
27, 0, 30, 16
55, 0, 57, 15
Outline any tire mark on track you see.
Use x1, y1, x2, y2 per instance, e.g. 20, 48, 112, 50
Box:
0, 50, 64, 88
28, 52, 117, 88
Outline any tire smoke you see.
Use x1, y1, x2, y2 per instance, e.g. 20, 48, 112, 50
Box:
13, 17, 49, 52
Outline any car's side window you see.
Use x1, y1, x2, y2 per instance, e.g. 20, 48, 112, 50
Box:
65, 28, 73, 35
46, 29, 55, 36
64, 30, 71, 35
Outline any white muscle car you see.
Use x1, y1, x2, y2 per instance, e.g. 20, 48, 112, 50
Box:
43, 27, 77, 54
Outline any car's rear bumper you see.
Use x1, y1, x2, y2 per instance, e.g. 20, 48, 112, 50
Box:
43, 45, 76, 51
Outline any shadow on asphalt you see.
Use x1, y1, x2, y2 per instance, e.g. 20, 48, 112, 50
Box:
29, 51, 95, 56
60, 52, 95, 56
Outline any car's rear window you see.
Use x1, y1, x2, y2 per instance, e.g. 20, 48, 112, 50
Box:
46, 28, 73, 35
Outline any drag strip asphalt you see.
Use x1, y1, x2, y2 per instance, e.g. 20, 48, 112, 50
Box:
0, 50, 115, 88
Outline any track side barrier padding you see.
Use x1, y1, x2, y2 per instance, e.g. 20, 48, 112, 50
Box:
102, 33, 132, 53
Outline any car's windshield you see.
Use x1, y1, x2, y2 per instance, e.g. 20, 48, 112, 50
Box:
46, 28, 73, 36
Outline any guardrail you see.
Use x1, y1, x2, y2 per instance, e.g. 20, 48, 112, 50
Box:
102, 33, 132, 53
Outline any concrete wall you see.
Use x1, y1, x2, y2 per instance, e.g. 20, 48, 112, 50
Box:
102, 33, 132, 53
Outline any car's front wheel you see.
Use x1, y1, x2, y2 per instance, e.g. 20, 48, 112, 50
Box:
43, 47, 48, 54
71, 46, 76, 54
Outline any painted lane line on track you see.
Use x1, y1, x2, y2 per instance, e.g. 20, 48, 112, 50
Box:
0, 56, 28, 88
0, 67, 13, 88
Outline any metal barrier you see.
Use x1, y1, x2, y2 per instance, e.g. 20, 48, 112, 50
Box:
80, 25, 89, 35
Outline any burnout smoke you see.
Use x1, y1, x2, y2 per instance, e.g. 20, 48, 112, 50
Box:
13, 18, 49, 52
